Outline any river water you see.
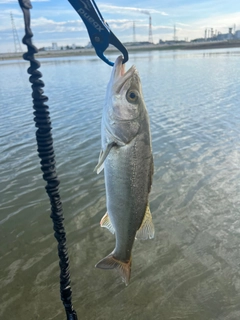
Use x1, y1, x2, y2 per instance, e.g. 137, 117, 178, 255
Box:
1, 48, 240, 320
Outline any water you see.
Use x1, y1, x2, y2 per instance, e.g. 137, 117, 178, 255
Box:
1, 48, 240, 320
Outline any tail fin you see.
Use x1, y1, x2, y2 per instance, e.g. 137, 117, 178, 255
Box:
95, 253, 131, 286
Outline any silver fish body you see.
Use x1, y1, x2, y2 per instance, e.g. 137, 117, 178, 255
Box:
95, 56, 154, 285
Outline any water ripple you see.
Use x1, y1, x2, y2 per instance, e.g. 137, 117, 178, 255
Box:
1, 49, 240, 319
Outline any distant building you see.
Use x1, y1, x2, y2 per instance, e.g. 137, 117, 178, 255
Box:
163, 40, 187, 45
191, 38, 206, 43
123, 41, 153, 46
235, 30, 240, 39
43, 42, 59, 51
85, 42, 93, 48
215, 32, 234, 41
209, 27, 236, 41
191, 27, 240, 42
43, 46, 52, 51
52, 42, 58, 50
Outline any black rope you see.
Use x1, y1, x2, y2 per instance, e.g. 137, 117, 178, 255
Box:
18, 1, 78, 319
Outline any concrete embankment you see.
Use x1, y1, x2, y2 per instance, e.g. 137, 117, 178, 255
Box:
1, 40, 240, 61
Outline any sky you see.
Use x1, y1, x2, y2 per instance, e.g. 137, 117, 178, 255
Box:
0, 0, 240, 53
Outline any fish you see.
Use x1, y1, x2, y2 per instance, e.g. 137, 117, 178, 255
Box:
95, 55, 154, 285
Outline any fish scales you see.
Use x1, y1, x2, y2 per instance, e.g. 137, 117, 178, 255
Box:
105, 135, 151, 260
95, 55, 154, 285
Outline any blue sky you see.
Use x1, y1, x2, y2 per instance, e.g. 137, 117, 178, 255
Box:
0, 0, 239, 53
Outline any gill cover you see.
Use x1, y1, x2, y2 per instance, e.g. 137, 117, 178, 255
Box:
104, 56, 144, 144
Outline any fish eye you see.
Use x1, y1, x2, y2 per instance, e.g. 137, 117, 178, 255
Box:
126, 90, 138, 103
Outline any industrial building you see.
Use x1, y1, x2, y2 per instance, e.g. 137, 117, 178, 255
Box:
203, 27, 240, 42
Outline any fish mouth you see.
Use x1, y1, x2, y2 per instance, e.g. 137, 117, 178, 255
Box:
111, 56, 138, 93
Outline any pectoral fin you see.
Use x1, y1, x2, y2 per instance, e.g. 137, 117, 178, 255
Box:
94, 142, 116, 174
100, 212, 115, 234
136, 204, 155, 240
95, 150, 104, 174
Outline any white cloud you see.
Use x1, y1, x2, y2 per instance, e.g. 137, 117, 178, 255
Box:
29, 17, 85, 34
105, 19, 146, 31
32, 17, 82, 27
99, 4, 168, 16
0, 0, 49, 3
39, 27, 84, 34
177, 22, 190, 27
0, 8, 22, 16
0, 10, 24, 32
1, 0, 240, 52
31, 17, 65, 27
196, 11, 240, 30
153, 25, 176, 31
107, 19, 144, 24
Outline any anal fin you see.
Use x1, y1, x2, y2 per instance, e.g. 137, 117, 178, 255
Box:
100, 212, 115, 234
136, 204, 155, 240
95, 253, 131, 286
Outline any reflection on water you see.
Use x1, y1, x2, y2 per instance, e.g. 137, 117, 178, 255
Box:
1, 48, 240, 319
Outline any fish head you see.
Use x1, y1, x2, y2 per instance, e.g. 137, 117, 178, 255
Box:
104, 56, 146, 143
107, 55, 144, 121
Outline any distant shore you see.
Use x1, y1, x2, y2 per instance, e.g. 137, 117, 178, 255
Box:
1, 40, 240, 61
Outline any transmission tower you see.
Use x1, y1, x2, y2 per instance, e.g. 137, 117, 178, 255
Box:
10, 12, 23, 53
148, 15, 153, 43
133, 21, 136, 43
